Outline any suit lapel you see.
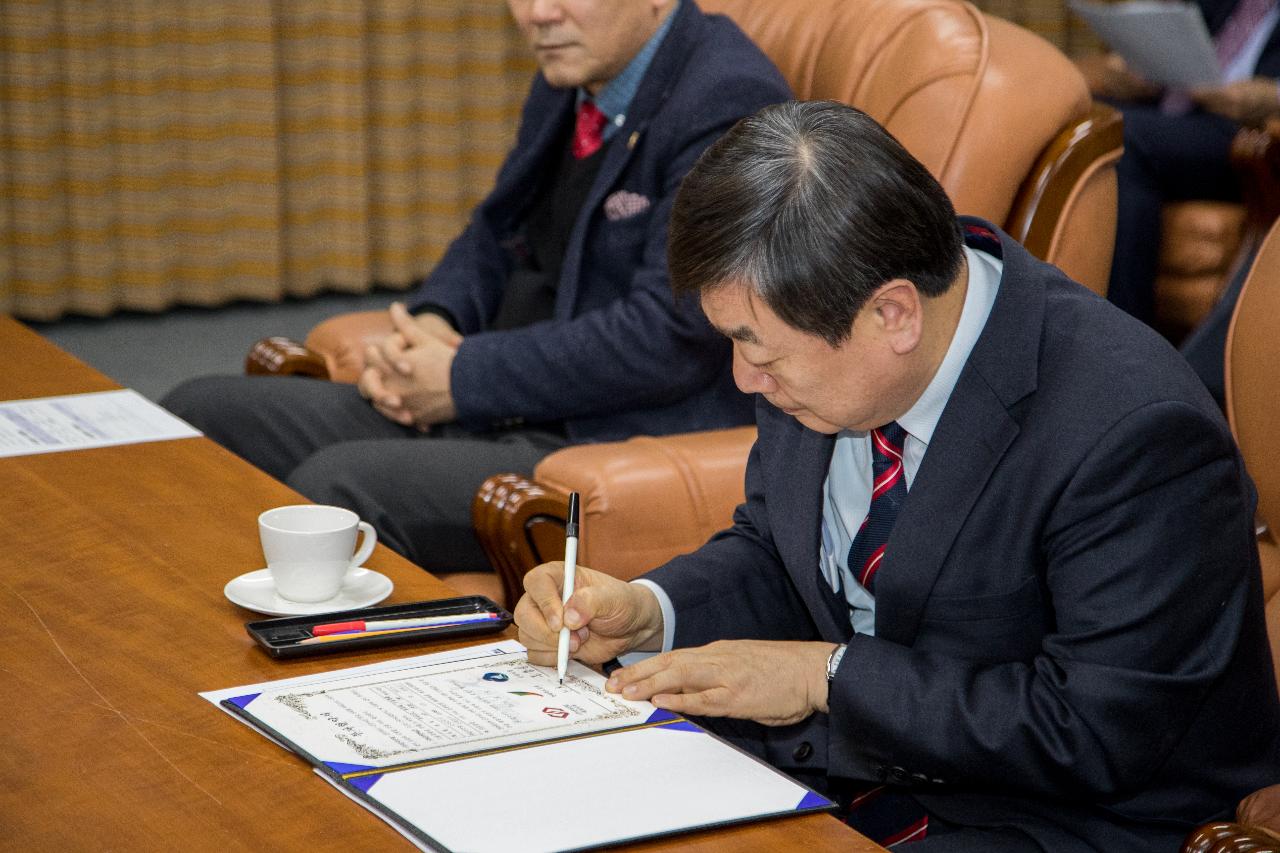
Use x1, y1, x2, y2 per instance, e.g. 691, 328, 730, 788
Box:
874, 372, 1020, 644
512, 84, 574, 196
556, 1, 704, 316
763, 418, 854, 641
874, 225, 1046, 646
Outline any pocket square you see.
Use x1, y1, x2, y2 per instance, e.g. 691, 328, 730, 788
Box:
604, 190, 651, 221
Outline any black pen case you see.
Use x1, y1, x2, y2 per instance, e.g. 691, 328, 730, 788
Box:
244, 595, 512, 659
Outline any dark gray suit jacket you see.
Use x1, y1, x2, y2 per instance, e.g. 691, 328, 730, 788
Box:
406, 1, 790, 441
644, 220, 1280, 851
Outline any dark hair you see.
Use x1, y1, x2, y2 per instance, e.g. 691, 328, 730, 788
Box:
668, 101, 964, 345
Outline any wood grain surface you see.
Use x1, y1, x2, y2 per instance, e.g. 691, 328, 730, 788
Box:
0, 317, 881, 852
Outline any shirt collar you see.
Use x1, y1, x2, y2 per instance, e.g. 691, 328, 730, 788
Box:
577, 1, 680, 138
895, 243, 1003, 447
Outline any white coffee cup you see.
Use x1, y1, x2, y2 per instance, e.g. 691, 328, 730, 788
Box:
258, 504, 377, 603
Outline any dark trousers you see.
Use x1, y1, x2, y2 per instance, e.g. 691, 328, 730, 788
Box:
1107, 103, 1241, 324
161, 375, 568, 572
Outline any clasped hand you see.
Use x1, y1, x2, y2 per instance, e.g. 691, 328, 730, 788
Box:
515, 561, 834, 727
358, 303, 460, 429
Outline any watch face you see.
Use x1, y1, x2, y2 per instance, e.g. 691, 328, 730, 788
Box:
827, 644, 847, 681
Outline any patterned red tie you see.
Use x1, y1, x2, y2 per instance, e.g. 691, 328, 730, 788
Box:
842, 421, 929, 846
847, 422, 907, 594
571, 99, 607, 159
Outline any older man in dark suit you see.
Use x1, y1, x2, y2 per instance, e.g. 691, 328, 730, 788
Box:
163, 0, 789, 573
516, 101, 1280, 851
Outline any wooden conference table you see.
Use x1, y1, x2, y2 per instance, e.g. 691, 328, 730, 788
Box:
0, 316, 881, 852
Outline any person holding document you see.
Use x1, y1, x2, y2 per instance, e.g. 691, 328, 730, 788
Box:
1079, 0, 1280, 325
515, 101, 1280, 851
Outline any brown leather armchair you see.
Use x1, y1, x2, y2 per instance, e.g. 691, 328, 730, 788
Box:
462, 0, 1125, 591
1180, 216, 1280, 853
252, 0, 1124, 387
247, 0, 1125, 605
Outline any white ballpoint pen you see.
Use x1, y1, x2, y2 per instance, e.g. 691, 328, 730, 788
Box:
556, 492, 581, 685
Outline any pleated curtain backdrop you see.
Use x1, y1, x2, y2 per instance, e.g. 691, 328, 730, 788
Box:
0, 0, 535, 321
970, 0, 1102, 56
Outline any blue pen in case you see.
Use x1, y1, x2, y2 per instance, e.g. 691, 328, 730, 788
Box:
244, 595, 512, 658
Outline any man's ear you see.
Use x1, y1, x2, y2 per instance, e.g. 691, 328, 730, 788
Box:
872, 279, 924, 355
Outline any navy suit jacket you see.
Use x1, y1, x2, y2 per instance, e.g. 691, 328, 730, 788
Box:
405, 1, 789, 441
644, 221, 1280, 851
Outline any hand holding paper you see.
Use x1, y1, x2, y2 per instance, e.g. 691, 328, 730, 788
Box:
1191, 77, 1280, 124
516, 561, 665, 666
1070, 0, 1220, 89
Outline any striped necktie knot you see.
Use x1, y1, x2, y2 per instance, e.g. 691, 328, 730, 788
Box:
848, 421, 908, 594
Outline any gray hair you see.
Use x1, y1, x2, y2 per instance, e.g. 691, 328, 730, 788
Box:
669, 100, 964, 345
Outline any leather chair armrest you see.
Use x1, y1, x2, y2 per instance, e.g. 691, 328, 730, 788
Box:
1238, 784, 1280, 840
243, 310, 392, 384
1005, 102, 1124, 297
472, 426, 758, 601
303, 310, 393, 384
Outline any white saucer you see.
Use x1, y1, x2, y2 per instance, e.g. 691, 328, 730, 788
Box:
224, 567, 394, 617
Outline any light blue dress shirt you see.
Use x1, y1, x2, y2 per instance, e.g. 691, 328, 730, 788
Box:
576, 1, 680, 142
634, 244, 1004, 652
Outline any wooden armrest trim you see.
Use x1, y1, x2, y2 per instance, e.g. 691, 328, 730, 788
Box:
473, 474, 571, 608
1183, 821, 1280, 853
245, 336, 331, 380
1005, 102, 1124, 261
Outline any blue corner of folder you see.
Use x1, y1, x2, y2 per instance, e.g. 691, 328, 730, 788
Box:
227, 692, 261, 709
797, 790, 834, 811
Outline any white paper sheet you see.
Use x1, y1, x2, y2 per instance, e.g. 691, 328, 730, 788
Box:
0, 389, 200, 457
1070, 0, 1220, 87
338, 725, 823, 853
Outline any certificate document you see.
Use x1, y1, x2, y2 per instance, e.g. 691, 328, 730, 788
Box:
210, 642, 836, 852
229, 651, 652, 768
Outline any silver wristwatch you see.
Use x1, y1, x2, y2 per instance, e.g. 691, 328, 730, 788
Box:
826, 643, 848, 682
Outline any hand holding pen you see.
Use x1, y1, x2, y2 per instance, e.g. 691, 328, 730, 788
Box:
557, 492, 581, 684
513, 531, 668, 670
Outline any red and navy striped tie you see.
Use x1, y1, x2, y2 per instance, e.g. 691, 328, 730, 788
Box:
848, 421, 907, 595
842, 421, 929, 846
